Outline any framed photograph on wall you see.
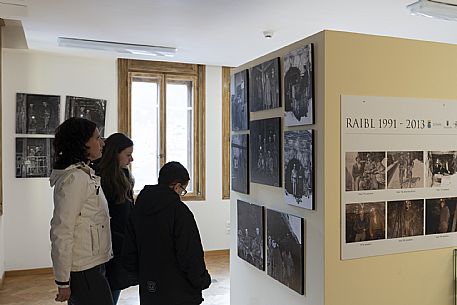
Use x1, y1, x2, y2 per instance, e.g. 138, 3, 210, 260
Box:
284, 44, 314, 126
249, 58, 281, 112
237, 200, 264, 270
231, 134, 249, 194
16, 93, 60, 134
16, 137, 54, 178
65, 96, 107, 136
250, 117, 282, 187
231, 70, 249, 131
284, 130, 314, 209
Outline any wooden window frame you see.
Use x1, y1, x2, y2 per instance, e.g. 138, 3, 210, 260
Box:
118, 58, 206, 201
221, 67, 231, 199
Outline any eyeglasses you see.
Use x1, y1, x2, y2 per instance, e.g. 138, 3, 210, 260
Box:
171, 183, 187, 196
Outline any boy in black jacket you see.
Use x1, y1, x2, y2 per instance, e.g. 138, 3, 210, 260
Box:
122, 161, 211, 305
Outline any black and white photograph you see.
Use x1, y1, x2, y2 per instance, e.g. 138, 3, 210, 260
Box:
16, 138, 54, 178
231, 70, 249, 131
249, 58, 280, 112
16, 93, 60, 134
425, 197, 457, 235
231, 134, 249, 194
425, 151, 457, 188
345, 202, 386, 243
266, 209, 304, 295
284, 130, 313, 209
387, 199, 424, 239
237, 200, 264, 270
284, 44, 313, 126
345, 152, 386, 191
65, 96, 107, 136
250, 117, 281, 187
386, 151, 424, 189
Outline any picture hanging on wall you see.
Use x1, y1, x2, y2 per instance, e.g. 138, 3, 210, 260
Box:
345, 201, 386, 243
387, 199, 424, 239
266, 209, 304, 295
425, 197, 457, 234
284, 130, 314, 209
249, 57, 281, 112
16, 137, 54, 178
231, 70, 249, 131
65, 96, 107, 136
237, 200, 264, 270
345, 151, 386, 191
231, 134, 249, 194
16, 93, 60, 134
250, 117, 282, 187
284, 44, 314, 126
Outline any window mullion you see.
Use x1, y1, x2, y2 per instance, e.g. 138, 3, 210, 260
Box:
160, 74, 166, 167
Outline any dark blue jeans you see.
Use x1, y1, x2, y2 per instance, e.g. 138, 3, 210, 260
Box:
111, 289, 121, 305
68, 264, 113, 305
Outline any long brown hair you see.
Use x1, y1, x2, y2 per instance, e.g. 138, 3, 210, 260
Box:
98, 133, 134, 204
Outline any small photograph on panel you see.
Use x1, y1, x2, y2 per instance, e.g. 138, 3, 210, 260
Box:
284, 43, 313, 126
250, 118, 281, 187
237, 200, 264, 270
16, 93, 60, 134
386, 151, 424, 189
249, 58, 280, 112
65, 96, 107, 136
345, 202, 386, 243
284, 130, 313, 209
231, 70, 249, 131
231, 134, 249, 194
345, 152, 386, 191
266, 209, 304, 295
16, 138, 54, 178
425, 151, 457, 188
425, 197, 457, 235
387, 199, 424, 239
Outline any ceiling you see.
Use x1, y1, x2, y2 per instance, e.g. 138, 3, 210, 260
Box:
3, 0, 457, 67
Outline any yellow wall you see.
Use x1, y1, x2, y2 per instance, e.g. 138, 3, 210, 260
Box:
324, 30, 457, 305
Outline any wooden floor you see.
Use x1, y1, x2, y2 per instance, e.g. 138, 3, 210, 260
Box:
0, 251, 229, 305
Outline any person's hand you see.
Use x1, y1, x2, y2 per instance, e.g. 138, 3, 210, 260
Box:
55, 287, 71, 302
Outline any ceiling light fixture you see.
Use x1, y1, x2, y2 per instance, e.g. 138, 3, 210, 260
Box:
407, 0, 457, 21
57, 37, 177, 57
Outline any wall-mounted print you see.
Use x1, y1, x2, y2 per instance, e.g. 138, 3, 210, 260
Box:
425, 151, 457, 188
266, 209, 304, 295
250, 117, 281, 187
345, 151, 386, 191
345, 202, 386, 243
386, 151, 424, 189
16, 138, 54, 178
387, 199, 424, 239
249, 58, 280, 112
284, 44, 314, 126
16, 93, 60, 134
284, 130, 313, 209
65, 96, 107, 136
426, 197, 457, 234
231, 70, 249, 131
231, 134, 249, 194
237, 200, 264, 270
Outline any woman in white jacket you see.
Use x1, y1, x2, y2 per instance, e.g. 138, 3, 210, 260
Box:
50, 117, 113, 304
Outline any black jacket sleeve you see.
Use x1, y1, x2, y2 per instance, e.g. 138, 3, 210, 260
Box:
121, 212, 139, 274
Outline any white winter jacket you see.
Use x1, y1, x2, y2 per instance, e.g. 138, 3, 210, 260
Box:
50, 162, 113, 283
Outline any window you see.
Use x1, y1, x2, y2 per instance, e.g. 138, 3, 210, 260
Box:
118, 59, 205, 200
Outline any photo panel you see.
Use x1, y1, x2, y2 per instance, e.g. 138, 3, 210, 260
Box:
386, 151, 424, 189
237, 200, 264, 270
16, 138, 54, 178
16, 93, 60, 134
266, 209, 304, 295
284, 44, 314, 126
425, 197, 457, 235
345, 151, 386, 191
284, 130, 313, 209
231, 134, 249, 194
231, 70, 249, 131
65, 96, 107, 136
345, 202, 386, 243
387, 199, 424, 239
425, 151, 457, 188
249, 58, 280, 112
250, 117, 282, 187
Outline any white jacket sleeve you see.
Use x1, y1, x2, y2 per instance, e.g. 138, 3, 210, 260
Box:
50, 171, 86, 283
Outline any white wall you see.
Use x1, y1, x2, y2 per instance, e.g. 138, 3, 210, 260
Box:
2, 49, 229, 270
